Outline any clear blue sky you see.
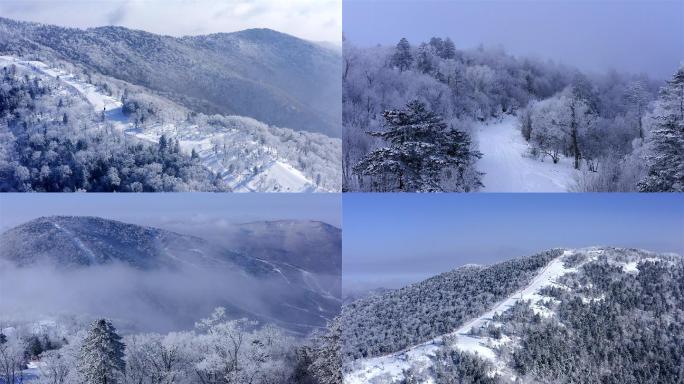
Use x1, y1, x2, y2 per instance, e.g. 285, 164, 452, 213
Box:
344, 0, 683, 79
343, 193, 684, 290
0, 193, 341, 231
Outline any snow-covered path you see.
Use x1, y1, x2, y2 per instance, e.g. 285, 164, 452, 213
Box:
344, 250, 587, 384
476, 116, 578, 192
0, 55, 320, 192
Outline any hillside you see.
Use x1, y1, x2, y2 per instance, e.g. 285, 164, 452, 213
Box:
0, 17, 341, 137
343, 247, 683, 383
0, 54, 341, 192
0, 216, 342, 334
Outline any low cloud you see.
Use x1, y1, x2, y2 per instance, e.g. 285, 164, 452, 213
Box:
0, 261, 295, 334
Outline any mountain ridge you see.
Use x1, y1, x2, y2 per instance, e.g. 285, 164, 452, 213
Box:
0, 215, 342, 335
0, 17, 341, 137
343, 247, 683, 383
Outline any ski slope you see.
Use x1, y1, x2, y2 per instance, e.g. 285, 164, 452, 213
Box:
0, 55, 321, 192
344, 249, 600, 384
476, 115, 579, 192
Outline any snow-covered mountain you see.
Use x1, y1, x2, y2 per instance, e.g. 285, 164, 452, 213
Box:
0, 216, 342, 335
0, 17, 341, 138
342, 247, 683, 383
0, 54, 340, 192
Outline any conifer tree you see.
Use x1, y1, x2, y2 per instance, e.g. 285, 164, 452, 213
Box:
391, 38, 413, 72
353, 100, 482, 191
78, 319, 126, 384
639, 67, 684, 191
442, 37, 456, 60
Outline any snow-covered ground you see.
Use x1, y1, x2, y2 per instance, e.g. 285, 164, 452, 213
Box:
131, 122, 318, 192
0, 55, 323, 192
344, 249, 602, 384
476, 115, 579, 192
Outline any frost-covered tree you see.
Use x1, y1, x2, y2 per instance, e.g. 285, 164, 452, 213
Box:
415, 43, 435, 74
391, 38, 413, 72
528, 88, 594, 169
624, 80, 650, 138
308, 319, 342, 384
77, 319, 126, 384
353, 100, 482, 191
0, 333, 26, 384
37, 350, 72, 384
639, 67, 684, 191
192, 308, 294, 384
441, 37, 456, 60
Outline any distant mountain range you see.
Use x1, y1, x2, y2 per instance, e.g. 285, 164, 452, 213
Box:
0, 216, 341, 334
0, 17, 341, 137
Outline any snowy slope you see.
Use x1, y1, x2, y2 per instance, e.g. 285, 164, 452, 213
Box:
476, 115, 579, 192
131, 122, 320, 192
0, 55, 329, 192
344, 248, 603, 384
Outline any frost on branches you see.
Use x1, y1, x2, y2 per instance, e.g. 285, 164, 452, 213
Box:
639, 67, 684, 192
353, 100, 482, 192
77, 319, 126, 384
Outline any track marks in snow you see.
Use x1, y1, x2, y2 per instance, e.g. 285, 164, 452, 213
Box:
50, 221, 98, 265
0, 55, 321, 192
476, 116, 579, 192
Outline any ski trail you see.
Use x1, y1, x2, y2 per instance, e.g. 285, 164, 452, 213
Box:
344, 250, 589, 384
476, 115, 578, 192
0, 55, 322, 192
51, 221, 98, 265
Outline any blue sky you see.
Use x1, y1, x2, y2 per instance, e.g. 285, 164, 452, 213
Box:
344, 0, 683, 79
343, 193, 684, 290
0, 193, 341, 231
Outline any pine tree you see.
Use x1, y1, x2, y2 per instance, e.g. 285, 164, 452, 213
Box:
442, 37, 456, 60
391, 38, 413, 72
416, 43, 434, 74
158, 134, 168, 153
353, 100, 482, 192
639, 67, 684, 191
78, 319, 126, 384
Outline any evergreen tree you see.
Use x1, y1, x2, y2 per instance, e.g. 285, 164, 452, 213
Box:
624, 80, 650, 138
353, 100, 482, 192
78, 319, 126, 384
309, 319, 342, 384
428, 37, 444, 55
416, 43, 434, 74
442, 37, 456, 60
391, 38, 413, 72
158, 134, 168, 153
639, 67, 684, 191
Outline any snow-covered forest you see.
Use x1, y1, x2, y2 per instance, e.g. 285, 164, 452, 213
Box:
341, 247, 684, 383
0, 18, 342, 192
343, 37, 683, 192
0, 307, 341, 384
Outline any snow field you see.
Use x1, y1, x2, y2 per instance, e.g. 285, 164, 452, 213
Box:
476, 115, 579, 192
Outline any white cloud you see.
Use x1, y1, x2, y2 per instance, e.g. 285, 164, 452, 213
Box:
0, 0, 341, 43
